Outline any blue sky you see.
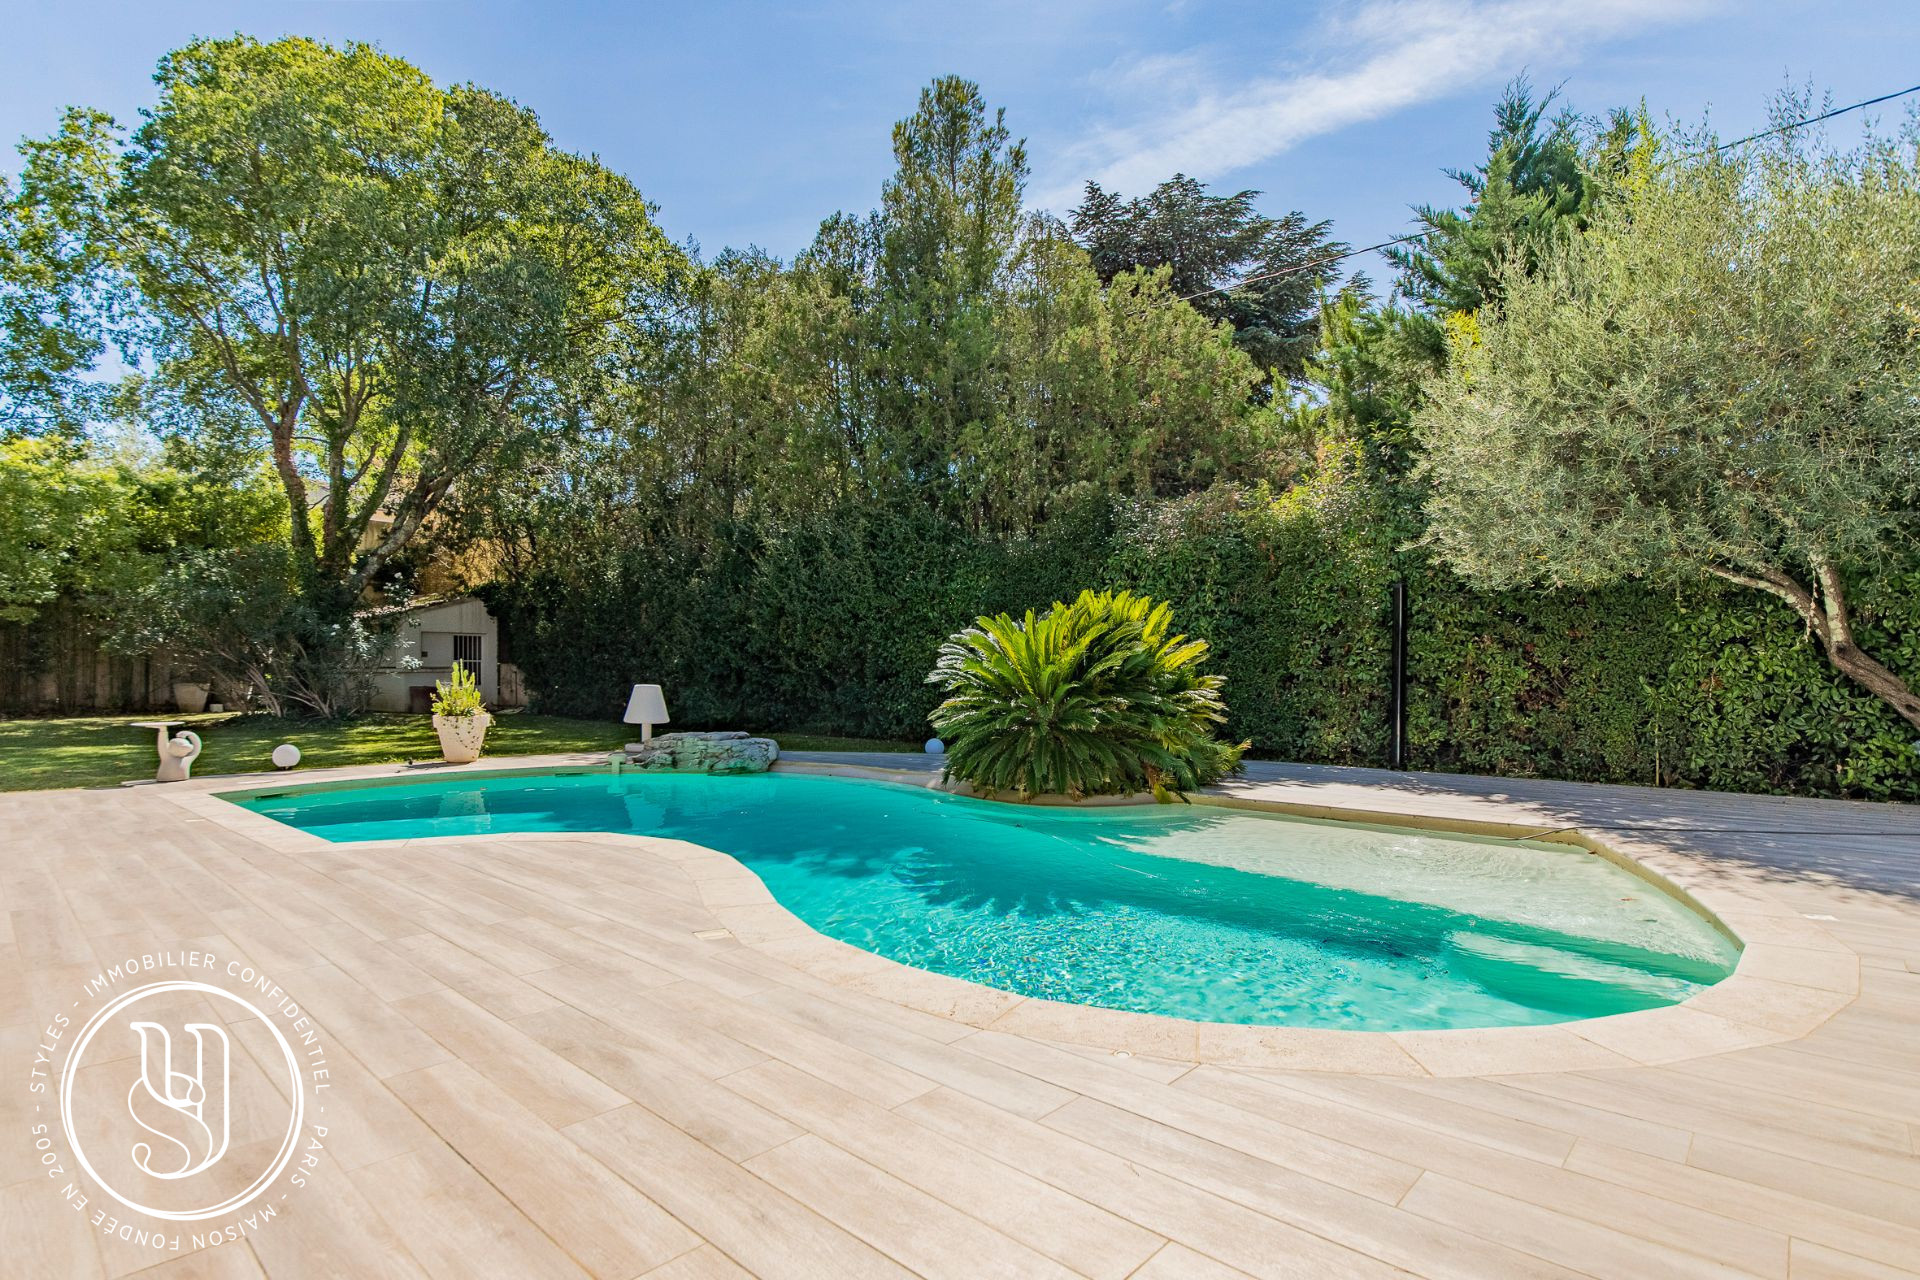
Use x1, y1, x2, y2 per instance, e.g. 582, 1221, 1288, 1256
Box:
3, 1, 1916, 281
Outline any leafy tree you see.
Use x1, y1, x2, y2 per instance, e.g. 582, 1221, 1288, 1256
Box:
26, 35, 681, 708
1417, 115, 1920, 729
1070, 174, 1343, 383
1290, 285, 1443, 491
1386, 79, 1602, 314
1293, 81, 1637, 494
999, 233, 1276, 525
792, 210, 884, 483
0, 439, 143, 621
546, 77, 1282, 551
112, 544, 399, 717
0, 114, 119, 438
871, 76, 1029, 520
651, 248, 869, 531
0, 434, 281, 625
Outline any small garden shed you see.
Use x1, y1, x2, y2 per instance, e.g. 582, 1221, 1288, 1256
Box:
366, 596, 503, 712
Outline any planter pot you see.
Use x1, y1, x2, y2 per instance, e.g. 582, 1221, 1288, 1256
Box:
171, 681, 211, 714
432, 712, 492, 764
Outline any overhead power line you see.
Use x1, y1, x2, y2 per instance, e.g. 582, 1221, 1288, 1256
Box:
1174, 80, 1920, 305
1701, 82, 1920, 154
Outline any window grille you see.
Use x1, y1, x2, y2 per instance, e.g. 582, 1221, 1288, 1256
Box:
452, 633, 483, 677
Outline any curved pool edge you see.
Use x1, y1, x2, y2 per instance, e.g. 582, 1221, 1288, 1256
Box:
775, 759, 1742, 944
187, 752, 1860, 1077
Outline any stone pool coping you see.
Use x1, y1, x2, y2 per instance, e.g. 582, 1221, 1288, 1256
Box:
163, 751, 1860, 1077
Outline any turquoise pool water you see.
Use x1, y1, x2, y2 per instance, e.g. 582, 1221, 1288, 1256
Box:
229, 770, 1740, 1031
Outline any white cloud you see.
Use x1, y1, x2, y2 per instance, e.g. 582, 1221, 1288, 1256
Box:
1035, 0, 1722, 209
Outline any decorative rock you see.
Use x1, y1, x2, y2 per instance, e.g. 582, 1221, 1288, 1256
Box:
623, 730, 779, 775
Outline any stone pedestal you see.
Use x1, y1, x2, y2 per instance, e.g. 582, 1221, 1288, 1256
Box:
622, 730, 779, 774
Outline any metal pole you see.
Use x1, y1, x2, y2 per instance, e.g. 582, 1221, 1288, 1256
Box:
1390, 579, 1408, 770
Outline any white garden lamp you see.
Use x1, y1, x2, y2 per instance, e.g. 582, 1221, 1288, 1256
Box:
624, 683, 670, 751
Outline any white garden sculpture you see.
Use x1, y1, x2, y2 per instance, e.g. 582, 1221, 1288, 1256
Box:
132, 720, 203, 782
161, 731, 204, 781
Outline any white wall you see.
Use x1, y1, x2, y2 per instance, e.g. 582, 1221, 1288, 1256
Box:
365, 598, 500, 712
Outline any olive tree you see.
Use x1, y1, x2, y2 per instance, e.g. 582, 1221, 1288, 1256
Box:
1417, 120, 1920, 730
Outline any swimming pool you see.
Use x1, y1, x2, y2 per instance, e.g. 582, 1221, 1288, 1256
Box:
229, 769, 1740, 1031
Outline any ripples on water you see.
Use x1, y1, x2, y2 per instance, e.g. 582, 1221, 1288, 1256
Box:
235, 771, 1741, 1031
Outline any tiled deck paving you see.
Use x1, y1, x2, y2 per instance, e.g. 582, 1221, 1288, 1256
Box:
4, 752, 1918, 1279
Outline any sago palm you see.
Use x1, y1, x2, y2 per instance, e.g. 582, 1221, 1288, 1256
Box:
927, 589, 1242, 799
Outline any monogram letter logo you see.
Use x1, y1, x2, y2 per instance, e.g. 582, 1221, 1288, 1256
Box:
126, 1021, 231, 1179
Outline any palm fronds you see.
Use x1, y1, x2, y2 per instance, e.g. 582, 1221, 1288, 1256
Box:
927, 589, 1244, 800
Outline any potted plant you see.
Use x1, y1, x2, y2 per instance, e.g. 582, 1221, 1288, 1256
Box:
430, 664, 492, 763
171, 675, 212, 714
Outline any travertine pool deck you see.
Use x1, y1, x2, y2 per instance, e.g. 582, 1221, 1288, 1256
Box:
4, 753, 1918, 1278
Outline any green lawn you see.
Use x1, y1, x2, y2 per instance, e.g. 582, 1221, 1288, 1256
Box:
0, 713, 916, 792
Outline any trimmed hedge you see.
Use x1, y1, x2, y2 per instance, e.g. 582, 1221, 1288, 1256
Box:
490, 491, 1920, 801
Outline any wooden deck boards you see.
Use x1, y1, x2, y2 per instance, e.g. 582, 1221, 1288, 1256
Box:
2, 760, 1916, 1279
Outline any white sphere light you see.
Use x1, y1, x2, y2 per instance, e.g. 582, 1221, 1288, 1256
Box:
272, 743, 301, 770
924, 737, 945, 755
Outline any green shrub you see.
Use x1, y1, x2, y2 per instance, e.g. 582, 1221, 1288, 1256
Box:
492, 489, 1920, 802
927, 589, 1243, 800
